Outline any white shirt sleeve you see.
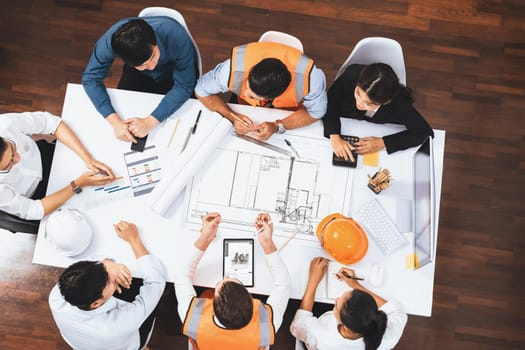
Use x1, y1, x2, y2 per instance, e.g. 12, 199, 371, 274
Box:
302, 66, 327, 118
173, 245, 205, 322
2, 111, 61, 135
0, 185, 44, 220
195, 60, 232, 97
289, 309, 321, 348
264, 251, 291, 332
377, 301, 408, 350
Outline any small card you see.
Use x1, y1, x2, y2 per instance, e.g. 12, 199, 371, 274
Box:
363, 152, 379, 167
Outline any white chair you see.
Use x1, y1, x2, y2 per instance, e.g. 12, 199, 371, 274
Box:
258, 30, 304, 53
335, 37, 406, 85
139, 7, 202, 77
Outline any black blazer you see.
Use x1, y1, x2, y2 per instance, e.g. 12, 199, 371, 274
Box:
322, 64, 434, 153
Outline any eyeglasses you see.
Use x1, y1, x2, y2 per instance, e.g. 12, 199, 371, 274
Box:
0, 139, 17, 173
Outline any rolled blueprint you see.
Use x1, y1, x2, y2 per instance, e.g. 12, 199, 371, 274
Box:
148, 115, 232, 216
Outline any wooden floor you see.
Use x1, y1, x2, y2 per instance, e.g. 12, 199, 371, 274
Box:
1, 0, 524, 349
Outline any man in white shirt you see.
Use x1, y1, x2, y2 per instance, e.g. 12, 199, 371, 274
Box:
175, 212, 291, 350
290, 257, 407, 350
49, 220, 166, 350
0, 111, 115, 222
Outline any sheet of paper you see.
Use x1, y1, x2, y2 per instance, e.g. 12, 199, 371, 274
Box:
124, 145, 161, 197
363, 152, 379, 167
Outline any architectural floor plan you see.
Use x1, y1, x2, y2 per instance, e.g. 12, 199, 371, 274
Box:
185, 134, 355, 241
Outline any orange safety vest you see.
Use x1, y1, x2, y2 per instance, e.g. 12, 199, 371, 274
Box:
182, 296, 275, 350
228, 41, 314, 109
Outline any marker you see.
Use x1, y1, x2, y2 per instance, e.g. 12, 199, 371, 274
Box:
192, 110, 202, 134
284, 139, 300, 158
340, 271, 364, 281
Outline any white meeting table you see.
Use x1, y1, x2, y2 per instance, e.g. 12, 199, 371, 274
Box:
33, 83, 445, 317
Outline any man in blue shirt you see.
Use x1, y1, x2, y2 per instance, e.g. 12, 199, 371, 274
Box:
82, 17, 197, 143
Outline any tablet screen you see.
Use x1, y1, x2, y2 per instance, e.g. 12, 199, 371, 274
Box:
223, 239, 254, 287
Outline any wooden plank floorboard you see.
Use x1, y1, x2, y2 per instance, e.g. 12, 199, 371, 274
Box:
1, 0, 524, 348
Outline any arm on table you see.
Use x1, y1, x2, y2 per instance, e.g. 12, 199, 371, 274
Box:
174, 212, 221, 321
255, 213, 291, 332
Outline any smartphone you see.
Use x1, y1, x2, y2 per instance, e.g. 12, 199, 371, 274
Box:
223, 238, 254, 287
130, 136, 148, 152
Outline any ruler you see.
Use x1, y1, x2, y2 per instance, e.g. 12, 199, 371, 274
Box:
235, 134, 293, 157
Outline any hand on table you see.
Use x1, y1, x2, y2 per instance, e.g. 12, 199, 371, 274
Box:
107, 113, 136, 143
307, 257, 329, 288
330, 134, 355, 161
83, 157, 115, 179
253, 121, 277, 141
126, 115, 160, 138
76, 170, 114, 187
232, 113, 256, 135
354, 136, 385, 154
113, 221, 140, 243
102, 258, 131, 293
336, 267, 361, 289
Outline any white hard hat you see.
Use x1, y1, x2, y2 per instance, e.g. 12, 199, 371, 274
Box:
44, 207, 93, 256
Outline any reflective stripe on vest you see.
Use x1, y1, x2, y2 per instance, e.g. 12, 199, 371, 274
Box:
182, 297, 275, 349
228, 42, 314, 109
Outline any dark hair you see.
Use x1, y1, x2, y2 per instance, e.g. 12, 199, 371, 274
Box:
58, 261, 108, 311
213, 281, 253, 329
111, 19, 157, 67
340, 290, 387, 350
357, 63, 414, 105
248, 58, 291, 99
0, 137, 6, 159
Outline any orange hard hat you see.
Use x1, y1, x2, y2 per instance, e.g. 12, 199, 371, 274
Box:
316, 213, 368, 264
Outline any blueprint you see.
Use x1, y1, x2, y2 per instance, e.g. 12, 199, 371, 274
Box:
185, 133, 355, 241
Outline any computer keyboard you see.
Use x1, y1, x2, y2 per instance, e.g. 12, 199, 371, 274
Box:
354, 198, 408, 256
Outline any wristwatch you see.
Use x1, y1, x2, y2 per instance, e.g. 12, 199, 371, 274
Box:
275, 119, 286, 134
70, 180, 82, 194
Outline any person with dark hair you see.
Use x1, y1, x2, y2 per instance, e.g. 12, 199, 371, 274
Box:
49, 220, 166, 350
0, 112, 115, 222
82, 17, 197, 142
195, 40, 327, 140
291, 257, 407, 350
323, 63, 434, 161
175, 212, 291, 349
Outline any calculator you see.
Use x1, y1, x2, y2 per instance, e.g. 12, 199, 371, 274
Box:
332, 135, 359, 168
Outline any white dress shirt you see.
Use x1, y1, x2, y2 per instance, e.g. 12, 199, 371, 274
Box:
49, 255, 166, 350
195, 59, 327, 118
0, 111, 61, 219
290, 301, 408, 350
174, 245, 291, 334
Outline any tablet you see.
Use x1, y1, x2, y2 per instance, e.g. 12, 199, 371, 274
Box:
223, 238, 254, 287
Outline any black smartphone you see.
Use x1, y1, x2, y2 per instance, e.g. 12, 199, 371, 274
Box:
223, 238, 254, 287
332, 135, 359, 168
130, 136, 148, 152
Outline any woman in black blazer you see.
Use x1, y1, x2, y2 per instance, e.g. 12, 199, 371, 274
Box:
323, 63, 433, 160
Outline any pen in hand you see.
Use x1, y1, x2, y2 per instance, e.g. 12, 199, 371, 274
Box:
340, 270, 365, 281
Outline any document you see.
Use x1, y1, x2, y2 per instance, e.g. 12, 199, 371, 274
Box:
302, 261, 352, 300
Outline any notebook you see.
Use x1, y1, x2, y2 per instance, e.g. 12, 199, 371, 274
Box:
301, 261, 352, 300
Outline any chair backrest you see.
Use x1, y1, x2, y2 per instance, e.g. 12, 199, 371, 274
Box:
258, 30, 304, 53
139, 7, 202, 77
335, 37, 406, 85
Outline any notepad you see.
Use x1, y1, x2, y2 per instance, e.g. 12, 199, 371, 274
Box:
363, 152, 379, 167
301, 261, 352, 300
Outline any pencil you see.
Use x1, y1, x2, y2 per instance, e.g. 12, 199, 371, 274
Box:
278, 229, 300, 252
255, 220, 273, 234
230, 112, 253, 128
167, 118, 180, 148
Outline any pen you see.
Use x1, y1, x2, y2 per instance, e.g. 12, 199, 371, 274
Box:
284, 139, 300, 158
340, 271, 364, 281
192, 110, 202, 134
167, 118, 180, 148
